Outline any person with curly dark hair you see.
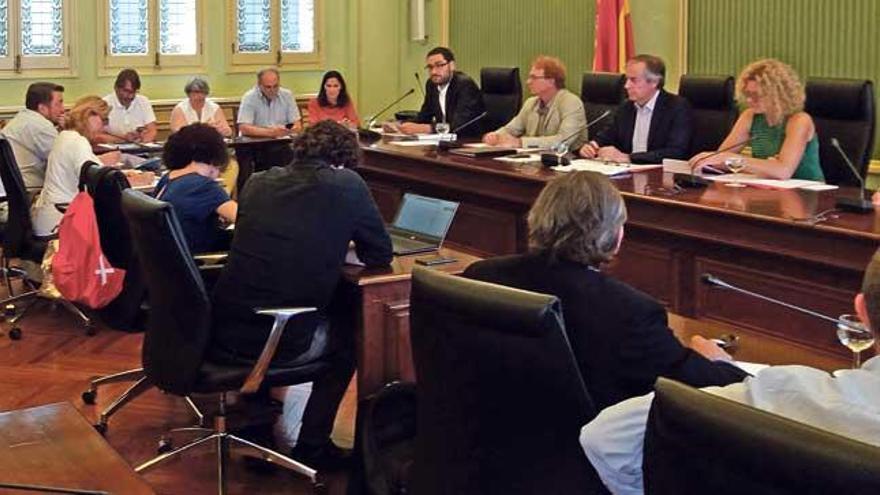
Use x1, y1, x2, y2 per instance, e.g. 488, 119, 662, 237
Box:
212, 119, 392, 468
155, 123, 236, 253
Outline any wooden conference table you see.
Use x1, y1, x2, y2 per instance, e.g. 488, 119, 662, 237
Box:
357, 140, 880, 368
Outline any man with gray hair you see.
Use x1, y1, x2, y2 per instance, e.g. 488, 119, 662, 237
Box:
579, 54, 693, 164
464, 171, 747, 411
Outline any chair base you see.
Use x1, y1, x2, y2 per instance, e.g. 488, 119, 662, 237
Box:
1, 290, 94, 339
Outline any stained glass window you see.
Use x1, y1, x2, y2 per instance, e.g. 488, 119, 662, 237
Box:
237, 0, 270, 53
21, 0, 63, 55
159, 0, 196, 54
0, 0, 8, 57
280, 0, 313, 53
109, 0, 149, 55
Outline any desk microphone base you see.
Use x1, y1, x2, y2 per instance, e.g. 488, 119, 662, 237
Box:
835, 196, 874, 213
673, 173, 710, 188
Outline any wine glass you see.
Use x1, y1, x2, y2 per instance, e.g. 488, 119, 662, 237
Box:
724, 157, 747, 188
435, 120, 451, 138
836, 314, 876, 368
551, 141, 570, 166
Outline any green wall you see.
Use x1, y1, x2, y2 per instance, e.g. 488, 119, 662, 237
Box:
688, 0, 880, 159
0, 0, 436, 118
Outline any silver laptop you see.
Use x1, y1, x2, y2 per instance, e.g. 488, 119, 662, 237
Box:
388, 193, 459, 255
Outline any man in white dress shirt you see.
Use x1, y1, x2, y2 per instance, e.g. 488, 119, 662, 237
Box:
580, 249, 880, 495
1, 82, 65, 190
98, 68, 157, 144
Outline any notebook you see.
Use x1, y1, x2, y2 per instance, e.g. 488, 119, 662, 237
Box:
388, 193, 459, 255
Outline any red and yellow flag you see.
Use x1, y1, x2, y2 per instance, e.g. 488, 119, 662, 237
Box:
592, 0, 635, 73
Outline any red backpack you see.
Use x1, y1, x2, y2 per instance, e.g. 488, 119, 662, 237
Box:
52, 184, 126, 309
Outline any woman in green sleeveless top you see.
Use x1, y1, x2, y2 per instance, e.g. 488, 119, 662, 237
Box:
689, 59, 824, 182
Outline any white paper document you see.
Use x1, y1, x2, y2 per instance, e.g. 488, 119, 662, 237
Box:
706, 174, 837, 190
552, 159, 662, 176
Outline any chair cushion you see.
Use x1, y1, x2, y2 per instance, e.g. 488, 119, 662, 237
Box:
679, 75, 735, 110
481, 67, 519, 94
806, 78, 874, 120
581, 73, 626, 105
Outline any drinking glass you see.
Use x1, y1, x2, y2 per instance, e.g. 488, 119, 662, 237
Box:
724, 157, 747, 188
435, 121, 451, 136
836, 314, 876, 368
551, 141, 570, 165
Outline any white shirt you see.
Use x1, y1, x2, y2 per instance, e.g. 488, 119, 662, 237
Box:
31, 130, 101, 236
631, 90, 659, 154
438, 82, 450, 122
237, 85, 300, 129
580, 355, 880, 495
103, 93, 157, 137
173, 98, 222, 126
0, 108, 59, 191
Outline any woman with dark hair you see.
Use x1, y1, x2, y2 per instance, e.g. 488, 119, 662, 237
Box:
307, 70, 360, 127
155, 123, 236, 253
212, 120, 391, 467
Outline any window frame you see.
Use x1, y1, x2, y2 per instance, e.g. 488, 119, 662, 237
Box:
98, 0, 206, 75
226, 0, 323, 73
0, 0, 75, 78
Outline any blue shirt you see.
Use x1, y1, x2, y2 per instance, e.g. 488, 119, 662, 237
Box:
156, 173, 230, 254
237, 85, 300, 128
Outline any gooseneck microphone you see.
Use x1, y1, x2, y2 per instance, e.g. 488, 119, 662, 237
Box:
674, 138, 752, 189
540, 110, 613, 167
365, 88, 416, 128
437, 112, 489, 151
414, 72, 425, 98
831, 137, 873, 213
701, 273, 860, 330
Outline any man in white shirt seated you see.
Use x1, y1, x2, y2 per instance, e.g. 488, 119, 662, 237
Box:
1, 82, 66, 191
580, 250, 880, 495
98, 68, 158, 144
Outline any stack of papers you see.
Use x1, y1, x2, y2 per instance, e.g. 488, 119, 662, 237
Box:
552, 159, 662, 176
707, 175, 838, 191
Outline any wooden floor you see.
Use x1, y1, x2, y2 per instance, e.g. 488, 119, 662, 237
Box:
0, 282, 356, 495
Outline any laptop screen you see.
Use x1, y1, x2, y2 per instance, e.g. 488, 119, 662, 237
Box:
392, 193, 459, 240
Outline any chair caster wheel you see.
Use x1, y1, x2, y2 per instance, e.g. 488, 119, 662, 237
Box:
157, 438, 174, 454
82, 389, 97, 405
8, 327, 22, 340
93, 422, 107, 435
85, 325, 96, 336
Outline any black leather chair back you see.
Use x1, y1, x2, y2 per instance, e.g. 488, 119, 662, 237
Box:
644, 377, 880, 495
679, 74, 738, 156
79, 162, 133, 269
121, 190, 211, 395
480, 67, 522, 132
409, 267, 603, 495
805, 78, 876, 186
581, 72, 626, 137
0, 136, 43, 262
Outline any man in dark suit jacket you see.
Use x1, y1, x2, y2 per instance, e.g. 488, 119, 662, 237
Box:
579, 54, 693, 164
464, 171, 747, 411
399, 46, 485, 138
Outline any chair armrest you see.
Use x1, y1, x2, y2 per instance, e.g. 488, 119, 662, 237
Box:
193, 252, 228, 265
239, 306, 318, 394
54, 203, 69, 214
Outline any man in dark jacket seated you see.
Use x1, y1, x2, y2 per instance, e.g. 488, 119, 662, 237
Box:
579, 54, 693, 164
464, 171, 747, 411
212, 120, 393, 467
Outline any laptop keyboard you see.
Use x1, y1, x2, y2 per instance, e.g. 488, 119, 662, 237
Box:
392, 236, 435, 253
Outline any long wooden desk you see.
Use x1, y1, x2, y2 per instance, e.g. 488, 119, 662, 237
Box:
0, 402, 155, 494
342, 247, 481, 399
358, 141, 880, 363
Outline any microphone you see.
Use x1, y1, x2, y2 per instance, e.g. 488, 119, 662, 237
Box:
437, 112, 489, 150
701, 273, 861, 330
540, 110, 613, 167
359, 88, 416, 140
674, 138, 751, 189
831, 137, 873, 213
414, 72, 425, 97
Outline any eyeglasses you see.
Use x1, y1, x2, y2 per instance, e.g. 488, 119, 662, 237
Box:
424, 61, 449, 71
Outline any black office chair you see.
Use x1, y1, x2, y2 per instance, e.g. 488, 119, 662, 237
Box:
480, 67, 522, 132
0, 137, 35, 304
121, 189, 338, 493
679, 74, 739, 156
0, 137, 92, 340
408, 267, 607, 495
805, 78, 876, 186
580, 72, 626, 138
644, 377, 880, 494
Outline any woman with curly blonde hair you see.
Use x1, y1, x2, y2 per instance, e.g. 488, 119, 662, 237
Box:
690, 58, 823, 181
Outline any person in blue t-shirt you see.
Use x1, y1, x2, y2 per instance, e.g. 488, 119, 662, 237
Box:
156, 123, 237, 253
